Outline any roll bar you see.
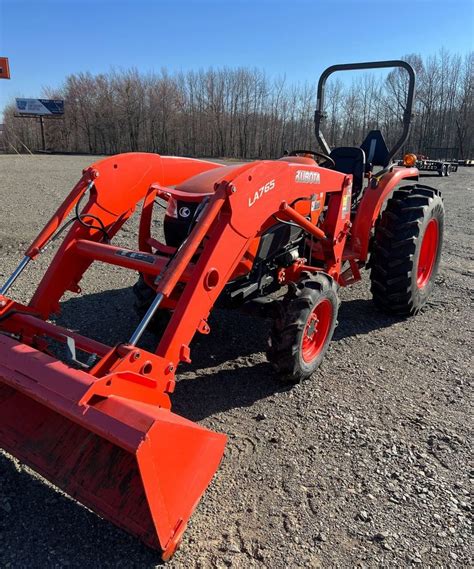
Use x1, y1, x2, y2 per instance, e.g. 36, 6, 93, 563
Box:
314, 60, 416, 162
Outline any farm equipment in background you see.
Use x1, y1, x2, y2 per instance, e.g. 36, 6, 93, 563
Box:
0, 61, 445, 560
400, 152, 458, 176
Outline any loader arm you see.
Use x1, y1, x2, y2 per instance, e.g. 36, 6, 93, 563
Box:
1, 156, 350, 384
0, 153, 349, 560
29, 153, 223, 317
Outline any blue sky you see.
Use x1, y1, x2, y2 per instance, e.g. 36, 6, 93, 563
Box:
0, 0, 473, 118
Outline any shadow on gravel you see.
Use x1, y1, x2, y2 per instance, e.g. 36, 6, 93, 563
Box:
0, 455, 161, 568
54, 286, 141, 347
334, 298, 399, 341
56, 287, 399, 364
56, 287, 289, 420
52, 288, 400, 421
55, 286, 272, 367
173, 300, 400, 421
173, 362, 287, 421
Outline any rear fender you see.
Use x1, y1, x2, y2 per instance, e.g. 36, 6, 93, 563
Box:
350, 166, 419, 262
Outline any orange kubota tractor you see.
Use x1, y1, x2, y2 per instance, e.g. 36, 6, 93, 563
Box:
0, 61, 444, 559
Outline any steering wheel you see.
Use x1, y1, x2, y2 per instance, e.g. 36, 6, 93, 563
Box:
289, 149, 335, 169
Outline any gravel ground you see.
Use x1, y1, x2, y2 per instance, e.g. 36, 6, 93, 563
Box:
0, 155, 472, 568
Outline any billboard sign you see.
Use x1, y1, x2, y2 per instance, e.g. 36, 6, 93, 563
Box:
0, 57, 10, 79
15, 98, 64, 116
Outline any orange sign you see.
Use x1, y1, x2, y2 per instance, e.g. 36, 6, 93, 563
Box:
0, 57, 10, 79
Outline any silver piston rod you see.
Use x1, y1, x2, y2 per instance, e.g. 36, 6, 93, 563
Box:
128, 292, 164, 346
0, 180, 96, 297
127, 224, 193, 347
0, 256, 31, 296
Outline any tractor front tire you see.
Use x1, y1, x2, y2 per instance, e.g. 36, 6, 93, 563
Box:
267, 273, 339, 384
370, 184, 444, 316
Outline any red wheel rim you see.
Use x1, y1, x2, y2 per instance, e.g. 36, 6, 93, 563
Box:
301, 298, 332, 363
417, 218, 439, 288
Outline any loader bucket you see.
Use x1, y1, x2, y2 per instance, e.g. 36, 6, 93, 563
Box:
0, 335, 226, 560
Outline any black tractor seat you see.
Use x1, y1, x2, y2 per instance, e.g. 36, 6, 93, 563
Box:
329, 130, 392, 201
329, 146, 366, 199
360, 129, 390, 167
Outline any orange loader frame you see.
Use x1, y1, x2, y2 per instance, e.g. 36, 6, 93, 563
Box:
0, 151, 418, 559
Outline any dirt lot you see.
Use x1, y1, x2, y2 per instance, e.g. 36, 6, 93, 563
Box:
0, 155, 472, 568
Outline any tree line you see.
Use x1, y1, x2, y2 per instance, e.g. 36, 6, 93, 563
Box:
2, 49, 473, 159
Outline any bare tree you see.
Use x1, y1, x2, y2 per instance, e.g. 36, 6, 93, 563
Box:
3, 49, 473, 159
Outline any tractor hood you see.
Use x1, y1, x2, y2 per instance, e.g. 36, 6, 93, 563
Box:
174, 163, 246, 197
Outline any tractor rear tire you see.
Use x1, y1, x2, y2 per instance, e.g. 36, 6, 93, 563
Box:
370, 184, 444, 316
267, 273, 339, 384
133, 274, 171, 335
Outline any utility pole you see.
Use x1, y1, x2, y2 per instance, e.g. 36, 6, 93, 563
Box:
39, 116, 46, 151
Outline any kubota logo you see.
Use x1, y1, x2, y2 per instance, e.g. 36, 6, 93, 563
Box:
248, 179, 275, 207
295, 170, 320, 184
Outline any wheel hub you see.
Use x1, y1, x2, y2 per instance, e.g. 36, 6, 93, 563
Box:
306, 315, 318, 338
301, 298, 332, 363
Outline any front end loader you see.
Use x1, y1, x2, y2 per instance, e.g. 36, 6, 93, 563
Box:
0, 61, 444, 559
